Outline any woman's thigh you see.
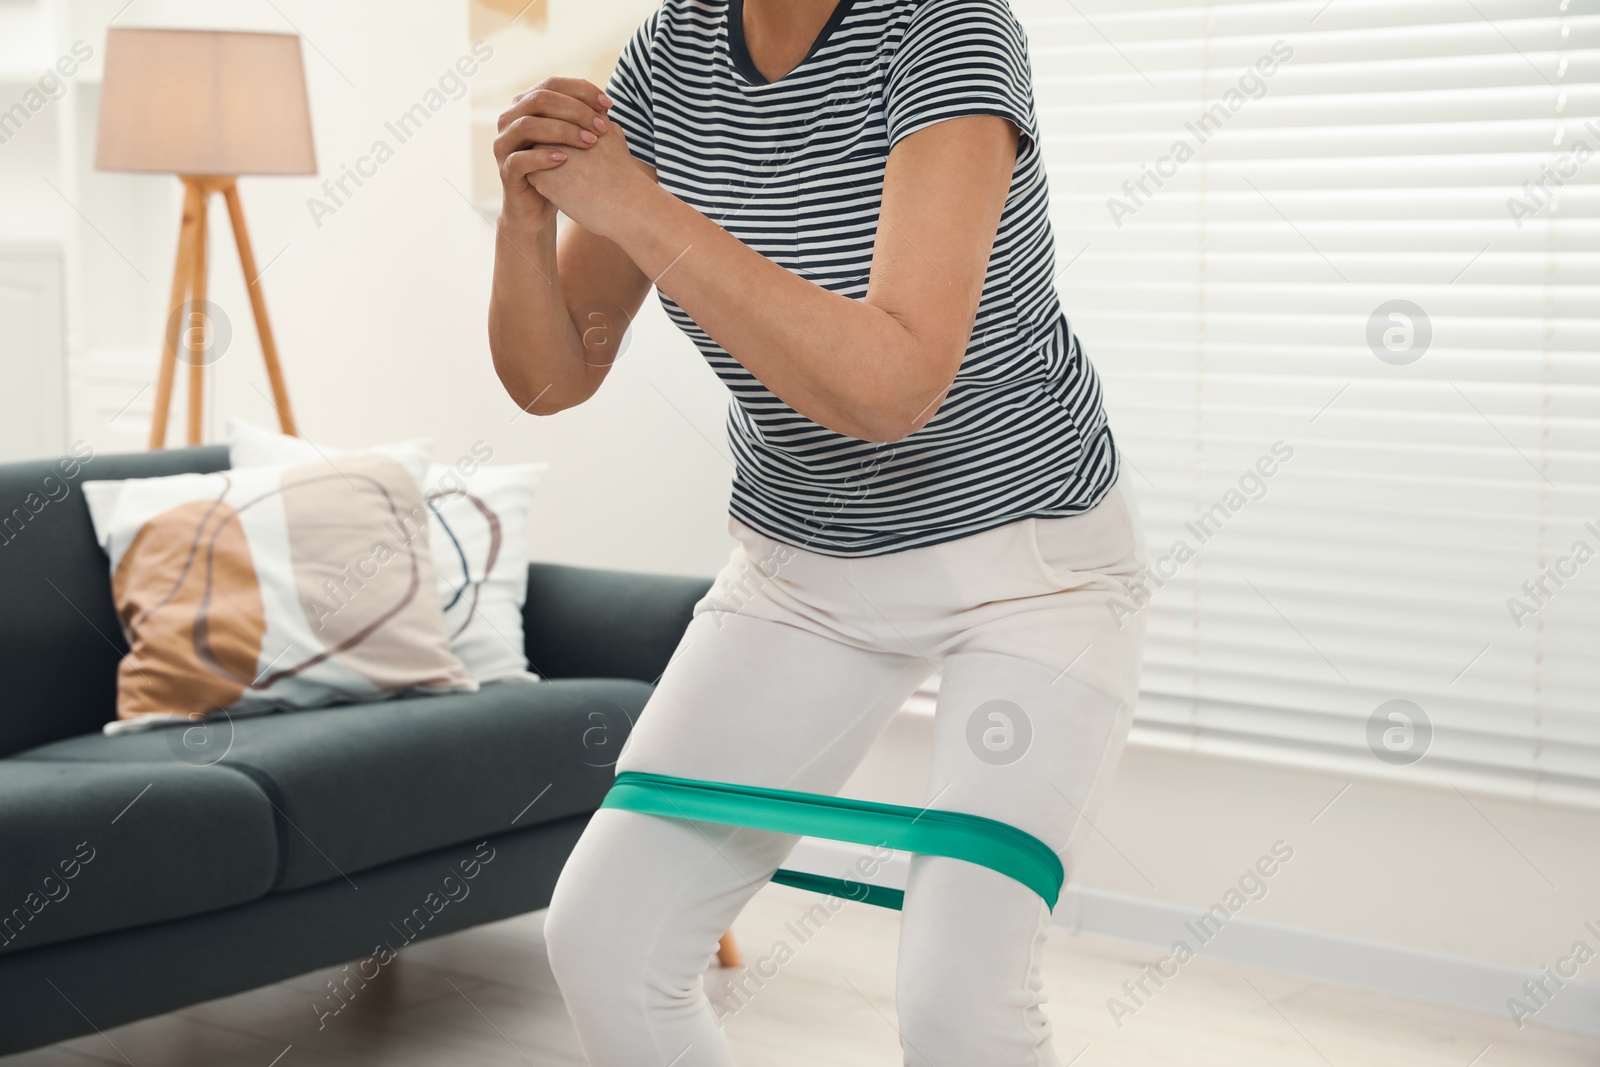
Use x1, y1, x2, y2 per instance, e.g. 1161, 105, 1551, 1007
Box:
548, 607, 926, 976
892, 645, 1140, 1062
616, 608, 929, 790
924, 476, 1150, 859
890, 486, 1149, 1057
552, 605, 927, 929
924, 649, 1137, 875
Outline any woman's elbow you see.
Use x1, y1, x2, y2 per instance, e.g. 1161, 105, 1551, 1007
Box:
491, 338, 597, 416
854, 412, 916, 444
495, 362, 575, 417
852, 357, 957, 443
852, 387, 951, 443
507, 391, 570, 418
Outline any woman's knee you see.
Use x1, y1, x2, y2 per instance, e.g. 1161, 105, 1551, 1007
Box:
543, 814, 728, 997
543, 823, 663, 995
543, 873, 615, 990
897, 968, 1054, 1067
897, 863, 1058, 1065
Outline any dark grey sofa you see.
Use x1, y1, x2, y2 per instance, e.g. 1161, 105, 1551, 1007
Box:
0, 444, 710, 1054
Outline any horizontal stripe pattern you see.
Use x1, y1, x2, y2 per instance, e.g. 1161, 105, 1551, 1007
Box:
607, 0, 1118, 555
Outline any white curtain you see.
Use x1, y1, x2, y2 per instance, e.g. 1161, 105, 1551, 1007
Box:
1010, 0, 1600, 806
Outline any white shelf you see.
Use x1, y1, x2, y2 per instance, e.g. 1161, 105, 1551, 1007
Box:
0, 0, 181, 457
0, 66, 99, 84
73, 344, 161, 377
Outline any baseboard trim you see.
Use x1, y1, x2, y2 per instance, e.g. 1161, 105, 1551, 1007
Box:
783, 838, 1600, 1037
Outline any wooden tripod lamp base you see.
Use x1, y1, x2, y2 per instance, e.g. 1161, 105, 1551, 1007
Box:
150, 175, 296, 450
92, 27, 316, 450
717, 930, 741, 968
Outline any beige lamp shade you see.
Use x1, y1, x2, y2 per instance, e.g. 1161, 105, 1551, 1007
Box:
96, 28, 316, 175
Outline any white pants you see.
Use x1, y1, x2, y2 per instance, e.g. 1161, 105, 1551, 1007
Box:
545, 478, 1149, 1066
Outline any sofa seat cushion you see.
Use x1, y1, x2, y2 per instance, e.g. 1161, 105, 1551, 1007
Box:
0, 759, 279, 955
19, 678, 649, 892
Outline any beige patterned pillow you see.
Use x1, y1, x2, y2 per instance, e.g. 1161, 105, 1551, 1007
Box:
83, 451, 476, 731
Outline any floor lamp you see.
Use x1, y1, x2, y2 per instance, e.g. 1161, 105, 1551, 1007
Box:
96, 28, 316, 449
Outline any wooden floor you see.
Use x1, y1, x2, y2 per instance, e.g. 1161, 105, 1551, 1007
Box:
5, 882, 1595, 1066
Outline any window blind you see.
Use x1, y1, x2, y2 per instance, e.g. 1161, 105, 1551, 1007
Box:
1008, 0, 1600, 806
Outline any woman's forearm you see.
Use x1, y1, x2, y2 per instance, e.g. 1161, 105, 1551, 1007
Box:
487, 218, 595, 415
606, 184, 960, 443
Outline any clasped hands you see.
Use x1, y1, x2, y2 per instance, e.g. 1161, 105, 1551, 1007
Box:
493, 76, 654, 239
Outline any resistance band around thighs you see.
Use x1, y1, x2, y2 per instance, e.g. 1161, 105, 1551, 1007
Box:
600, 771, 1065, 911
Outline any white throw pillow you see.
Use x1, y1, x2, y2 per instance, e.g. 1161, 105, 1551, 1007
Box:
228, 419, 545, 683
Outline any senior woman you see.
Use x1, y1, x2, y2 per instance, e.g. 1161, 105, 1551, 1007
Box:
488, 0, 1147, 1063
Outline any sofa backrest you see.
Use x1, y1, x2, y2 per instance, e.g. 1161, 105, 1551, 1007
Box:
0, 444, 230, 757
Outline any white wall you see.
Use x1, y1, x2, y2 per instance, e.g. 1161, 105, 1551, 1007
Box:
0, 0, 733, 575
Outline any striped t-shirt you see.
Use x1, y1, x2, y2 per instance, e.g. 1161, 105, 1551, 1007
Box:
605, 0, 1119, 556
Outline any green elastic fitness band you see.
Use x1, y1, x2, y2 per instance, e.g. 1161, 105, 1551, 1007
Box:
599, 771, 1064, 911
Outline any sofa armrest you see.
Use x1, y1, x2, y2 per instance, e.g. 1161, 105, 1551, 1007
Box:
522, 563, 713, 683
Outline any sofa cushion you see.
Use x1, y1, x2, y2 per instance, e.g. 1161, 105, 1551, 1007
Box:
19, 678, 650, 891
0, 445, 230, 758
0, 759, 278, 956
